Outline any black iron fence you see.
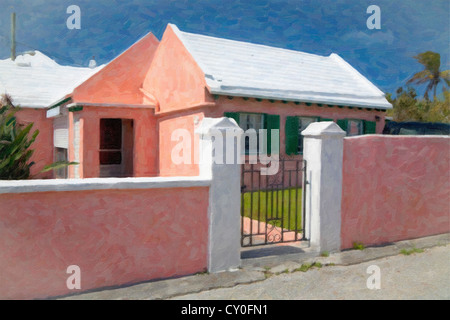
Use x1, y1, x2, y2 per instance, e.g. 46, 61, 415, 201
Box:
241, 158, 308, 247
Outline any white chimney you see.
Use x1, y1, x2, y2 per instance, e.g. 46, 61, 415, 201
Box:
89, 56, 97, 68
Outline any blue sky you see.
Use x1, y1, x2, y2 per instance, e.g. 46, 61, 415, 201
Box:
0, 0, 448, 96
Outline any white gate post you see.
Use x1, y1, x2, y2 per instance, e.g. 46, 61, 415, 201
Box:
301, 122, 346, 253
196, 117, 243, 273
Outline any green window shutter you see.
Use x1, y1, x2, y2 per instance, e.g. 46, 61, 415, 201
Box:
364, 120, 377, 134
319, 117, 333, 122
224, 112, 240, 125
264, 114, 280, 155
337, 119, 348, 133
285, 116, 300, 155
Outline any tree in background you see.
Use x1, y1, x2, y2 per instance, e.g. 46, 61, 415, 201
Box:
386, 87, 449, 123
406, 51, 450, 101
386, 51, 450, 123
0, 94, 76, 179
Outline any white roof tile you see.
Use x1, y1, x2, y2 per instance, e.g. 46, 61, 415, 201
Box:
171, 24, 392, 109
0, 51, 102, 108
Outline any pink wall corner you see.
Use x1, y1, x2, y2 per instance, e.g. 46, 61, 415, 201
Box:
158, 112, 204, 177
69, 106, 158, 178
341, 135, 450, 249
0, 186, 209, 299
15, 108, 53, 179
72, 32, 159, 105
143, 24, 214, 113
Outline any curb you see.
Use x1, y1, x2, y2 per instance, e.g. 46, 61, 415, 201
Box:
60, 233, 449, 300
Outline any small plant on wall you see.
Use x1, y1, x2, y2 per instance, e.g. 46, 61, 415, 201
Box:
0, 94, 76, 180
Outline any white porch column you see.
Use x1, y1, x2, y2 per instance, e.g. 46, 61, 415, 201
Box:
196, 117, 243, 273
302, 122, 346, 253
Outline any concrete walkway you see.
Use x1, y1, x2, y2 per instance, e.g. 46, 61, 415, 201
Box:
61, 233, 449, 300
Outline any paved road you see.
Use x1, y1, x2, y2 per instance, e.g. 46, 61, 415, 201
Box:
172, 245, 450, 300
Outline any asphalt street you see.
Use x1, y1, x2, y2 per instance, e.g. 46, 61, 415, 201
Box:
172, 244, 450, 300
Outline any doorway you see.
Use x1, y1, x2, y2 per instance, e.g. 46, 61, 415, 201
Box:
99, 118, 134, 177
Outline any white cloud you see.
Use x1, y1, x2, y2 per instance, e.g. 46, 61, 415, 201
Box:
342, 30, 395, 46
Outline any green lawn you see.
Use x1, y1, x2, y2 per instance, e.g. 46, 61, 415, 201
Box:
241, 187, 303, 232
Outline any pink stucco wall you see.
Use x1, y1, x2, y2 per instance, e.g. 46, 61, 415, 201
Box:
15, 108, 53, 179
0, 186, 209, 299
143, 24, 214, 113
158, 112, 203, 176
341, 135, 450, 249
155, 96, 386, 177
72, 32, 159, 105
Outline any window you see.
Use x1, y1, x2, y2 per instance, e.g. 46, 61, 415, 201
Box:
347, 119, 363, 136
240, 113, 264, 154
285, 116, 321, 155
298, 117, 319, 153
337, 119, 377, 136
224, 112, 280, 155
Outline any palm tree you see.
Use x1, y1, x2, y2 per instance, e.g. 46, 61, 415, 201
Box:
407, 51, 450, 100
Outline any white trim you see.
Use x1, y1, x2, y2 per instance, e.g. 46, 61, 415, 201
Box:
46, 106, 61, 118
208, 87, 392, 109
66, 102, 155, 109
344, 134, 450, 140
0, 176, 211, 194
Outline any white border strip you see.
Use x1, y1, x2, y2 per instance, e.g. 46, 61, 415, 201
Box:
0, 176, 211, 194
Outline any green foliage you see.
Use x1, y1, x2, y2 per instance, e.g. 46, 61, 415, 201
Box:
0, 94, 77, 180
294, 262, 322, 273
352, 241, 365, 250
0, 98, 39, 179
406, 51, 450, 100
400, 247, 424, 256
386, 87, 449, 123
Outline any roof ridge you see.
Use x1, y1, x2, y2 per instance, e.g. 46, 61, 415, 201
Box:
173, 23, 328, 59
329, 53, 385, 96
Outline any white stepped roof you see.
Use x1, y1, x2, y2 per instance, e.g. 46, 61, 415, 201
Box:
171, 24, 392, 109
0, 51, 102, 108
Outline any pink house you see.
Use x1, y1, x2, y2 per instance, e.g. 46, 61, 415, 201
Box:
0, 51, 101, 178
45, 23, 392, 179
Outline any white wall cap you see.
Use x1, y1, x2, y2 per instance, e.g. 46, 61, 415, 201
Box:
0, 176, 211, 194
195, 117, 243, 135
301, 121, 346, 138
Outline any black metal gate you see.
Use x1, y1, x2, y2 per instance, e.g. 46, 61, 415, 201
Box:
241, 158, 308, 247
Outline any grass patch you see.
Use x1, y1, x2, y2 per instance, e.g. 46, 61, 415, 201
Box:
400, 247, 424, 256
352, 242, 365, 250
242, 187, 303, 231
320, 251, 329, 257
294, 262, 322, 273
